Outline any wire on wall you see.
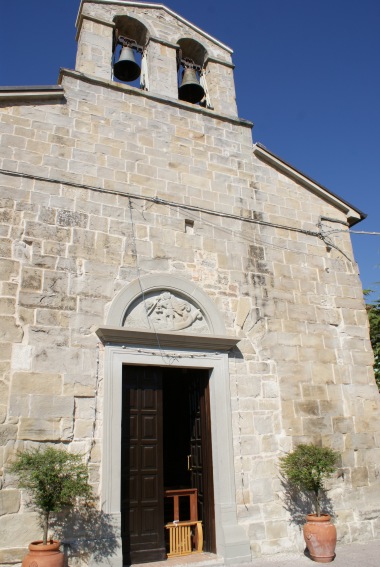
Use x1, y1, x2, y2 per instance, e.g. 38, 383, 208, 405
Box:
128, 198, 187, 365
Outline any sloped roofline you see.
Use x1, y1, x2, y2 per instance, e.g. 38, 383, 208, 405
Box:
77, 0, 233, 53
253, 143, 366, 226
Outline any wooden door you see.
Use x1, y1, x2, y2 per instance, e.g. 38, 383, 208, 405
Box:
188, 371, 216, 553
121, 366, 166, 564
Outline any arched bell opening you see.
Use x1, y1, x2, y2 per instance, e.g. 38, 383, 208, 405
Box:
177, 38, 209, 106
112, 16, 149, 88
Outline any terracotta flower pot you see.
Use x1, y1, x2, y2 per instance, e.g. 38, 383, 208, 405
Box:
22, 540, 65, 567
303, 514, 337, 563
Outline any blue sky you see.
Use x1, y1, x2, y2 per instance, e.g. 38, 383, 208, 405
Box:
1, 0, 379, 299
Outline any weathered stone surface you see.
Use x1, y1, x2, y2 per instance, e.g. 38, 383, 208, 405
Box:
29, 396, 74, 419
0, 318, 23, 342
0, 514, 40, 548
63, 374, 95, 396
18, 419, 61, 441
0, 490, 20, 516
0, 2, 379, 561
0, 548, 27, 564
11, 372, 62, 395
0, 425, 18, 445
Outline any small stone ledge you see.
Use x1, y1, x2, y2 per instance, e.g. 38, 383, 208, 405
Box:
96, 326, 240, 351
0, 86, 65, 103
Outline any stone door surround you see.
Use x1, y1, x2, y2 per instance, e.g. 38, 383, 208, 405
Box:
96, 274, 251, 565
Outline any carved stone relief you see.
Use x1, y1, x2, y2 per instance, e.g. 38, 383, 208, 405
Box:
123, 290, 210, 333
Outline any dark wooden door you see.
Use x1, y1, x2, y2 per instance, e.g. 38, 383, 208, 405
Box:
121, 366, 166, 564
189, 372, 216, 553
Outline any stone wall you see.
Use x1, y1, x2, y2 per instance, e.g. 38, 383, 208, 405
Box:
0, 2, 380, 564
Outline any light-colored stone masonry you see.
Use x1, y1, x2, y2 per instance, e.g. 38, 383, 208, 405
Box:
1, 2, 380, 565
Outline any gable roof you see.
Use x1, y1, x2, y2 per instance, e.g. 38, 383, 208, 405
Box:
253, 143, 366, 226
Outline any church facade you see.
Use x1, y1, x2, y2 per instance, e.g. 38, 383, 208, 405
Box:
1, 2, 380, 565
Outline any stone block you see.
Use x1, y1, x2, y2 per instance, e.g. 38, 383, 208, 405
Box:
0, 489, 20, 515
29, 395, 74, 419
0, 403, 6, 424
0, 297, 15, 315
265, 520, 288, 540
0, 513, 40, 548
303, 416, 332, 435
294, 400, 320, 417
11, 372, 62, 396
0, 424, 18, 444
0, 317, 23, 342
18, 418, 62, 441
251, 478, 274, 504
0, 547, 27, 564
8, 395, 29, 417
262, 381, 279, 399
248, 521, 266, 540
63, 374, 95, 397
19, 292, 76, 311
301, 384, 328, 400
74, 419, 94, 439
351, 467, 369, 487
21, 266, 43, 290
348, 520, 375, 541
333, 417, 354, 434
0, 342, 12, 361
43, 271, 69, 295
75, 397, 95, 420
253, 415, 273, 435
27, 326, 70, 348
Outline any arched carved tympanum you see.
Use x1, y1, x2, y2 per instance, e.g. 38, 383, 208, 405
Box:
106, 274, 226, 335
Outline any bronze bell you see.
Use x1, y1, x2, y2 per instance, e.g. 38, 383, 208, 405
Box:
114, 46, 141, 82
178, 68, 205, 104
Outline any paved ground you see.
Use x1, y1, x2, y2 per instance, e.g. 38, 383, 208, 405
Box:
235, 539, 380, 566
145, 540, 380, 567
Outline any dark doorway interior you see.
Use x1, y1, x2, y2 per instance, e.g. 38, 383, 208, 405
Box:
162, 369, 191, 490
121, 365, 215, 565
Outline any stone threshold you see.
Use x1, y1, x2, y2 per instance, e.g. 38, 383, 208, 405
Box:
131, 552, 224, 567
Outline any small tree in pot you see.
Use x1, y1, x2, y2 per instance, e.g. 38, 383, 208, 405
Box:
10, 446, 93, 567
279, 443, 339, 563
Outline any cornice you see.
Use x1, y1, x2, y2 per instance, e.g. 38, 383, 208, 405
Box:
96, 326, 240, 351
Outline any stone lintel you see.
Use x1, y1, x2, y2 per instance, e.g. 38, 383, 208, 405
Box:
96, 326, 239, 351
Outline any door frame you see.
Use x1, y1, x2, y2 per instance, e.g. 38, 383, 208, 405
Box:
100, 342, 251, 566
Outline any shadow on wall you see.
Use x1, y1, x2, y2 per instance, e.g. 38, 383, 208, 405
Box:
54, 507, 120, 565
280, 477, 335, 528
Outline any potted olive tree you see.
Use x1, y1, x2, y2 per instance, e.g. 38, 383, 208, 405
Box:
279, 443, 339, 563
10, 446, 93, 567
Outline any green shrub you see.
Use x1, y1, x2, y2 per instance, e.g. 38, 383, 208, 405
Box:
10, 446, 93, 544
279, 443, 339, 516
